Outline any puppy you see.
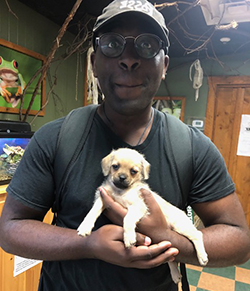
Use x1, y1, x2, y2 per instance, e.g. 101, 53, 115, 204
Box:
77, 148, 208, 283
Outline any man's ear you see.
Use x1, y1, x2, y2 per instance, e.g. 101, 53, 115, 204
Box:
162, 55, 169, 80
90, 51, 97, 77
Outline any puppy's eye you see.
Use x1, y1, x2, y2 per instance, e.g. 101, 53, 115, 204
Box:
112, 164, 119, 171
130, 169, 138, 175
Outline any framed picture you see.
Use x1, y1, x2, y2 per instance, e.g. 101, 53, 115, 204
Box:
152, 96, 185, 121
0, 39, 46, 116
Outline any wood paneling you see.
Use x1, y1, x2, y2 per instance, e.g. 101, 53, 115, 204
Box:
205, 76, 250, 227
0, 187, 53, 291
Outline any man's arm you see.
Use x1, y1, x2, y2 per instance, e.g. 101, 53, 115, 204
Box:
0, 194, 178, 269
192, 192, 250, 266
101, 189, 250, 267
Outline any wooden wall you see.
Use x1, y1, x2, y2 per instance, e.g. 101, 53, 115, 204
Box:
0, 186, 53, 291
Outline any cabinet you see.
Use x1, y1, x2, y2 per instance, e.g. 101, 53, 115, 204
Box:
0, 185, 53, 291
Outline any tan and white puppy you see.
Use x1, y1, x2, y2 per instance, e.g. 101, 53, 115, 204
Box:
77, 148, 208, 283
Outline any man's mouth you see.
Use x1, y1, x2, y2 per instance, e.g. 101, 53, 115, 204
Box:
115, 83, 143, 88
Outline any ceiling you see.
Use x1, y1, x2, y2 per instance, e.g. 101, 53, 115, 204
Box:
17, 0, 250, 59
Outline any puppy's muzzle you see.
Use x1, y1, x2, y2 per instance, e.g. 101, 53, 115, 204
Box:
113, 174, 130, 189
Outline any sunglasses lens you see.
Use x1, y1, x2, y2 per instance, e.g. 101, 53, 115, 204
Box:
98, 34, 124, 58
135, 35, 161, 59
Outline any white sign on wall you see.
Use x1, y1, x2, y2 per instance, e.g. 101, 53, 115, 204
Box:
237, 114, 250, 157
14, 255, 41, 277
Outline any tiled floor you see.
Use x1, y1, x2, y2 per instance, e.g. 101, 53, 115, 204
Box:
178, 260, 250, 291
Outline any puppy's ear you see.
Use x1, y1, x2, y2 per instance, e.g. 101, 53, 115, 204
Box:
101, 151, 114, 176
141, 158, 150, 180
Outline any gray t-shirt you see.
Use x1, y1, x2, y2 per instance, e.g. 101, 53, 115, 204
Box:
7, 108, 235, 291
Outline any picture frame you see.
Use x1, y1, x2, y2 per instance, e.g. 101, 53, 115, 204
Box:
152, 96, 185, 121
0, 39, 46, 116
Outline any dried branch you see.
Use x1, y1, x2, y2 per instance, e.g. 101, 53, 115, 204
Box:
19, 67, 43, 120
186, 28, 215, 54
216, 21, 238, 30
155, 0, 201, 10
29, 70, 57, 124
22, 0, 84, 122
156, 0, 242, 56
154, 1, 178, 10
5, 0, 18, 19
205, 43, 226, 70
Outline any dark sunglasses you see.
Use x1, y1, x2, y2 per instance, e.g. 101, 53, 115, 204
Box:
95, 33, 166, 59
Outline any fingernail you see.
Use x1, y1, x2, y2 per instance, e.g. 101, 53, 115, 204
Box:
99, 187, 106, 196
144, 236, 151, 246
99, 187, 103, 197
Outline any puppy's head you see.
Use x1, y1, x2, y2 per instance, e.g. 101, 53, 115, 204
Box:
101, 148, 150, 190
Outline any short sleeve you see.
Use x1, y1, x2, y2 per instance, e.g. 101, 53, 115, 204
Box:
6, 118, 64, 211
188, 127, 235, 205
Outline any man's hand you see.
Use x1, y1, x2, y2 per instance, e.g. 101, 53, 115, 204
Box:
137, 189, 170, 242
84, 224, 179, 269
100, 187, 169, 243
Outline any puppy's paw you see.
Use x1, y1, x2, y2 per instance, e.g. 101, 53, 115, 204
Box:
123, 231, 136, 248
198, 253, 208, 266
77, 228, 91, 237
172, 272, 182, 284
77, 222, 93, 237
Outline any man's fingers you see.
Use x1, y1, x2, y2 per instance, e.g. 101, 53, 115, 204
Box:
127, 242, 179, 269
100, 187, 127, 225
140, 188, 161, 212
136, 232, 152, 246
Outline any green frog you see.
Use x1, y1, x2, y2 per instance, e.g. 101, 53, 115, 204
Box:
0, 56, 26, 107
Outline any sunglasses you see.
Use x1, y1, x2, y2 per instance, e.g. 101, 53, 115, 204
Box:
95, 33, 166, 59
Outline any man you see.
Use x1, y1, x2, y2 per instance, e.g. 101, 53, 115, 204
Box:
0, 0, 249, 290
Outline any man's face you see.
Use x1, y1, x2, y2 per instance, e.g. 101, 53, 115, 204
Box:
91, 15, 169, 115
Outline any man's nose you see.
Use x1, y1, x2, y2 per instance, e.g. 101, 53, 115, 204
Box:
118, 42, 141, 71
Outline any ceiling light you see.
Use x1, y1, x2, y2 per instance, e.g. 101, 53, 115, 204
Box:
220, 37, 231, 44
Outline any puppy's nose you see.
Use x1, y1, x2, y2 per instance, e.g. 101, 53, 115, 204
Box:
119, 174, 127, 181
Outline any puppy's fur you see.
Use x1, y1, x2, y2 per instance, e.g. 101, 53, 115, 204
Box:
77, 148, 208, 283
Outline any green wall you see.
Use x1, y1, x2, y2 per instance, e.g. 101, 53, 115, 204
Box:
0, 0, 86, 131
157, 52, 250, 124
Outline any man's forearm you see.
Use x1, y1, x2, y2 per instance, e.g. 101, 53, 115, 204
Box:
168, 224, 250, 267
0, 219, 91, 261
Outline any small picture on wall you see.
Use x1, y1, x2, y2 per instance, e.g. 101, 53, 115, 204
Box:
0, 39, 46, 116
152, 96, 185, 121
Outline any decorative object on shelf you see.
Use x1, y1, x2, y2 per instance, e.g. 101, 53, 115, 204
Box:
152, 96, 185, 121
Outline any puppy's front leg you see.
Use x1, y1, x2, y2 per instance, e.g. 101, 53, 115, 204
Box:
123, 205, 145, 248
77, 196, 104, 237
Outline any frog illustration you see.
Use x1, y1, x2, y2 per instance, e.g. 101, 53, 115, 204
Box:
0, 56, 26, 107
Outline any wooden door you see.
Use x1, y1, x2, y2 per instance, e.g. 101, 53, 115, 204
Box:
205, 76, 250, 227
